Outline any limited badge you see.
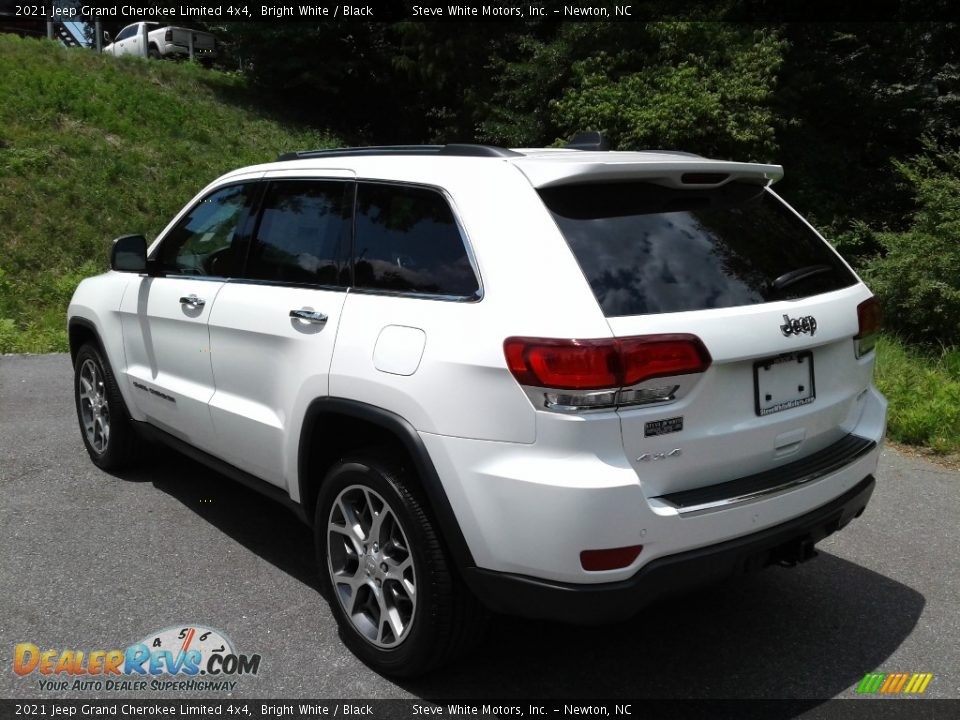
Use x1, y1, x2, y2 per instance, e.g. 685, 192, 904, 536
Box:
644, 416, 684, 437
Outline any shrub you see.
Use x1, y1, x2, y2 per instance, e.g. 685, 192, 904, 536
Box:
863, 142, 960, 346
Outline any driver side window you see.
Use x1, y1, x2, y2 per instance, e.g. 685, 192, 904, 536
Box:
157, 184, 254, 277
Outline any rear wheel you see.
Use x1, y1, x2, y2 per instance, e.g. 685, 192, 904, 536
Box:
74, 343, 141, 470
148, 46, 160, 60
315, 452, 486, 676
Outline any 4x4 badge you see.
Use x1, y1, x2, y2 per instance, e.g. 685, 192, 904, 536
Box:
780, 314, 817, 337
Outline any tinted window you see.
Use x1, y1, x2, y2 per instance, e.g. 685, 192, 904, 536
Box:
245, 180, 350, 286
116, 25, 136, 41
354, 183, 479, 298
158, 184, 254, 277
540, 182, 857, 317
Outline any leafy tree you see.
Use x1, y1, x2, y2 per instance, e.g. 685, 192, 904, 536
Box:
217, 23, 403, 141
772, 23, 960, 232
477, 24, 597, 147
550, 23, 784, 159
863, 141, 960, 346
390, 22, 516, 143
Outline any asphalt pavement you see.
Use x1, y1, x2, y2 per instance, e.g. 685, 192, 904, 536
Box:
1, 353, 958, 705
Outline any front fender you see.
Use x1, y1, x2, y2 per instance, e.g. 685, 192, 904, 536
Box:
68, 272, 142, 421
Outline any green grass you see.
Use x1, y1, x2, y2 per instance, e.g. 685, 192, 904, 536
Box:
875, 335, 960, 454
0, 35, 337, 353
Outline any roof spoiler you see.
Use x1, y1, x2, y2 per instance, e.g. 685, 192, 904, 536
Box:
515, 159, 784, 189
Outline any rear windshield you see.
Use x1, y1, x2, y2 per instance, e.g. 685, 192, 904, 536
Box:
539, 181, 857, 317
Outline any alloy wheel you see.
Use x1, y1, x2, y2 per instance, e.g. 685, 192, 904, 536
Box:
326, 485, 417, 648
78, 358, 110, 454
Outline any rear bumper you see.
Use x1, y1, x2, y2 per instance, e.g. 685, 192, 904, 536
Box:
463, 474, 875, 623
420, 386, 886, 584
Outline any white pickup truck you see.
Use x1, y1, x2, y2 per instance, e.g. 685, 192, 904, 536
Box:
103, 22, 215, 62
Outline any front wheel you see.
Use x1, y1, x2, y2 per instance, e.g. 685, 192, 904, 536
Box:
315, 453, 486, 676
74, 343, 140, 470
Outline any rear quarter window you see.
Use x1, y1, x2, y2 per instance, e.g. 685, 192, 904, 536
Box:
353, 182, 480, 299
539, 181, 858, 317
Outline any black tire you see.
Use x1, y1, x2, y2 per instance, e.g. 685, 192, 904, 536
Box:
315, 452, 487, 676
74, 343, 141, 470
148, 47, 160, 60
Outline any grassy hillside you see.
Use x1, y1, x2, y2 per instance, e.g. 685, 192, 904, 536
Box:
0, 35, 336, 353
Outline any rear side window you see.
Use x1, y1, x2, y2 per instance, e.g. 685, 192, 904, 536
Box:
540, 181, 857, 317
353, 183, 480, 298
245, 180, 351, 286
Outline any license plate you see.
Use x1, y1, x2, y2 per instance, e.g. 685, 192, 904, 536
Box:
753, 352, 815, 416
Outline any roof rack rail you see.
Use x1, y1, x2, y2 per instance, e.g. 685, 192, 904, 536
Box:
276, 144, 521, 162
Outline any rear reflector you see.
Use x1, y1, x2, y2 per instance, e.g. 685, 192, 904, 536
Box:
580, 545, 643, 571
504, 334, 711, 391
855, 297, 882, 357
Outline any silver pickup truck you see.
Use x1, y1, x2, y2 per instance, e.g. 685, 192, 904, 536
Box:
103, 22, 215, 61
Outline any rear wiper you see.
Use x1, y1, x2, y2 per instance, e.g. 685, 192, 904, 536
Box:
772, 264, 833, 292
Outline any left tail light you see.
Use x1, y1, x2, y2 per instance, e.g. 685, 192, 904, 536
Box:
503, 334, 711, 411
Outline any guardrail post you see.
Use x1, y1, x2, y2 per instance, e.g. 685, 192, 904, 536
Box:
95, 20, 102, 53
140, 22, 148, 57
188, 32, 194, 61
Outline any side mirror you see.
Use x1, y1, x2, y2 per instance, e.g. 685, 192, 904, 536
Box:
111, 234, 147, 273
103, 31, 112, 42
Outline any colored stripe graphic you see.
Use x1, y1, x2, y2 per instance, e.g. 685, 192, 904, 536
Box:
857, 672, 933, 695
889, 673, 909, 693
909, 674, 933, 694
857, 673, 886, 694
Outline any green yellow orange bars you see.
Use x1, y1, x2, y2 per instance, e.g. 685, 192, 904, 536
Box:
857, 672, 933, 694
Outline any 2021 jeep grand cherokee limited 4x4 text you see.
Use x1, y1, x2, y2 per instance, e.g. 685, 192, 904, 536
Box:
68, 142, 886, 676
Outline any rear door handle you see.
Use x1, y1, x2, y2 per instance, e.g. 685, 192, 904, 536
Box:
179, 294, 205, 309
289, 309, 328, 327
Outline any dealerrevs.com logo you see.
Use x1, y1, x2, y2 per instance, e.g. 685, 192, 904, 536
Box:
14, 625, 262, 692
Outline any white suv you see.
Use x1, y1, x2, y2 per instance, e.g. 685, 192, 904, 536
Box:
68, 141, 886, 675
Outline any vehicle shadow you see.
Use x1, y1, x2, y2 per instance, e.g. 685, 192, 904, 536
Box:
118, 451, 925, 710
404, 556, 924, 704
114, 448, 319, 589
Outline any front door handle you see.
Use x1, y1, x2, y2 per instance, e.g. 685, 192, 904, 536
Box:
179, 294, 205, 309
289, 309, 328, 327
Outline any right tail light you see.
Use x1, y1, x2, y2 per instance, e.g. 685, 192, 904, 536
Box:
855, 297, 882, 357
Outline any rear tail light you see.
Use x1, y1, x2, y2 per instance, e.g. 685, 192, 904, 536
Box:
165, 29, 172, 42
504, 338, 619, 390
580, 545, 643, 571
855, 297, 882, 357
619, 336, 712, 385
503, 334, 711, 410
